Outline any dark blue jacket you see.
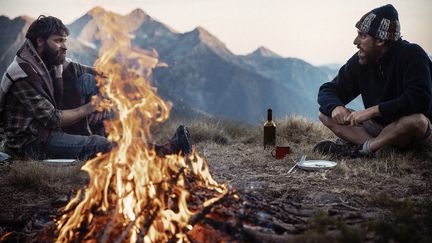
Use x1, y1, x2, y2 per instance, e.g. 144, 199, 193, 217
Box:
318, 39, 432, 125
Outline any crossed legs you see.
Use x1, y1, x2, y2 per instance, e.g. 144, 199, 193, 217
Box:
319, 112, 430, 152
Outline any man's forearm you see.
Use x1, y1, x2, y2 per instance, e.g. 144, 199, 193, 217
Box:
60, 102, 95, 127
347, 105, 381, 126
366, 105, 381, 118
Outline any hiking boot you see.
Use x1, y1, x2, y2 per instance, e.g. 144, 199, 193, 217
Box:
154, 126, 192, 157
335, 137, 351, 145
169, 125, 193, 156
313, 140, 369, 158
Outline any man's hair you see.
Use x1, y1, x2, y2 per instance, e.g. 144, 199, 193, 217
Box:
25, 15, 70, 48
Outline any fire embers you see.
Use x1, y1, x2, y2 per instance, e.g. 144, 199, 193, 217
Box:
56, 153, 228, 242
55, 12, 227, 242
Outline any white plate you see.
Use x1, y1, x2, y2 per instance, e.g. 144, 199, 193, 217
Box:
298, 160, 337, 171
0, 152, 11, 161
42, 159, 77, 163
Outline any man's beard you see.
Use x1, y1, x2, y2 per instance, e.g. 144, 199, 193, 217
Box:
41, 44, 66, 66
357, 45, 382, 65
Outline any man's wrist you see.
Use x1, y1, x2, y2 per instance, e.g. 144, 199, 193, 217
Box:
83, 102, 95, 115
332, 105, 347, 113
368, 105, 381, 117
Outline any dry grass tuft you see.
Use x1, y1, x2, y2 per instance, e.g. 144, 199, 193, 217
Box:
264, 115, 336, 161
154, 117, 259, 145
276, 115, 334, 145
154, 115, 332, 149
6, 160, 85, 190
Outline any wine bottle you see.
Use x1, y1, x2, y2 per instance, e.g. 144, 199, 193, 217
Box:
263, 108, 276, 148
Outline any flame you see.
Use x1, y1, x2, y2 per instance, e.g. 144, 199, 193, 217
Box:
55, 11, 227, 242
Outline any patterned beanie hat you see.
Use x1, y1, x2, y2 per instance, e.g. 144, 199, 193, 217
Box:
355, 4, 401, 41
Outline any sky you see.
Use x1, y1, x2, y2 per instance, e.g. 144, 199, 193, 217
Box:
1, 0, 431, 65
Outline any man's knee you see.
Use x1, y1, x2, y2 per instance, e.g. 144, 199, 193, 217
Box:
396, 113, 429, 137
78, 73, 98, 100
87, 135, 112, 153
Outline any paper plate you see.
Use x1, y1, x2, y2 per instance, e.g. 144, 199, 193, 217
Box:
298, 160, 337, 171
0, 152, 11, 161
42, 159, 77, 163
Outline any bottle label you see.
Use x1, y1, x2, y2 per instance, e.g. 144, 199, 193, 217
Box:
264, 125, 276, 148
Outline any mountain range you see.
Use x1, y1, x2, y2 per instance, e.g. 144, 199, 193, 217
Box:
0, 8, 343, 124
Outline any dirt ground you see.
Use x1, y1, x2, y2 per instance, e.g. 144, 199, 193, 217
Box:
198, 141, 432, 242
1, 117, 432, 242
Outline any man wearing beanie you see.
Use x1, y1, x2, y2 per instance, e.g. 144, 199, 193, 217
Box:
314, 4, 432, 158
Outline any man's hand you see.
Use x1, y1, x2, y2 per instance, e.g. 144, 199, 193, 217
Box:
88, 95, 112, 125
331, 106, 351, 125
347, 105, 380, 126
89, 111, 104, 125
90, 95, 104, 112
60, 95, 108, 127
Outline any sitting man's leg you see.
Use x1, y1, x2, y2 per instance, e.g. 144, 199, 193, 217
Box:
21, 125, 192, 160
318, 112, 373, 144
315, 113, 431, 157
79, 73, 99, 100
77, 73, 106, 136
22, 131, 111, 160
368, 114, 431, 152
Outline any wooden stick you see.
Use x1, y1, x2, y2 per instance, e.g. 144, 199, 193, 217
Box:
137, 204, 160, 243
242, 224, 295, 243
99, 205, 119, 243
114, 212, 140, 243
203, 217, 243, 237
188, 191, 230, 227
243, 215, 301, 235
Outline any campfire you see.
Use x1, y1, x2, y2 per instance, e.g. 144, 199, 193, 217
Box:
50, 11, 362, 243
55, 12, 229, 242
2, 9, 426, 243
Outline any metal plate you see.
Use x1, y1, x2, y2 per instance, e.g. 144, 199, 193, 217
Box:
298, 160, 337, 171
0, 152, 11, 161
42, 159, 77, 163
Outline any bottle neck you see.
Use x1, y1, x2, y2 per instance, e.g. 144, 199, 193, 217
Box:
267, 109, 272, 121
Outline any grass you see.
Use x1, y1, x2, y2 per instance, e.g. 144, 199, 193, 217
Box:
155, 114, 332, 147
153, 117, 259, 145
1, 115, 431, 241
156, 115, 432, 181
368, 193, 432, 243
6, 160, 85, 191
305, 210, 365, 243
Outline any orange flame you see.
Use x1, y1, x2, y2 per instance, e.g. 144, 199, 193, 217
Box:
55, 10, 227, 242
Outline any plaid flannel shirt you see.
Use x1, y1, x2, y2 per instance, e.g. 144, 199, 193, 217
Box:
2, 76, 62, 149
1, 40, 98, 151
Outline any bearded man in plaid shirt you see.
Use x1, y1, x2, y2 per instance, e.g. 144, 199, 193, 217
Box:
0, 16, 192, 160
